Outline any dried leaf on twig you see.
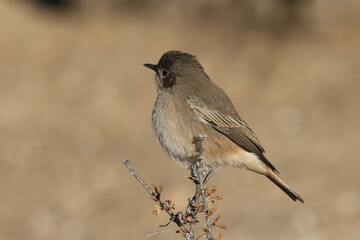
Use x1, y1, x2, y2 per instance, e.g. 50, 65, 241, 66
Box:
216, 233, 224, 240
165, 200, 175, 210
152, 203, 163, 215
196, 234, 206, 240
213, 215, 227, 229
211, 195, 223, 201
207, 204, 217, 216
204, 185, 217, 196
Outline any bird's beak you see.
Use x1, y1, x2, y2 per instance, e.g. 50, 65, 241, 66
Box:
143, 63, 157, 72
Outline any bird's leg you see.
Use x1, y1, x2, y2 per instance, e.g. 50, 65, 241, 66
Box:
203, 168, 214, 185
190, 163, 197, 178
190, 133, 210, 184
195, 133, 206, 160
190, 162, 200, 184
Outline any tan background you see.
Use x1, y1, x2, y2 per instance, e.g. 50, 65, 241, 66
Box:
1, 1, 360, 239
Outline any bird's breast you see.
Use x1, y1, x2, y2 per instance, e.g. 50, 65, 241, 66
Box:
152, 93, 200, 168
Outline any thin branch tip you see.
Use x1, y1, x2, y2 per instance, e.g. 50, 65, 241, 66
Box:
123, 159, 131, 167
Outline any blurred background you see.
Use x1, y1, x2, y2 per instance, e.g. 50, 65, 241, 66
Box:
1, 0, 360, 239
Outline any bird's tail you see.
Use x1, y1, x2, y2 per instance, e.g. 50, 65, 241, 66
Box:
266, 169, 304, 203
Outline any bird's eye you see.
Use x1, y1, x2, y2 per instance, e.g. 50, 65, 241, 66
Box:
161, 70, 168, 78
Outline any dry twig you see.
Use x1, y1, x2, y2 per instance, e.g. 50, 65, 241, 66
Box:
123, 133, 225, 240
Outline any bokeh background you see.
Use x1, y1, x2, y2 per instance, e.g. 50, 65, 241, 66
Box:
1, 0, 360, 239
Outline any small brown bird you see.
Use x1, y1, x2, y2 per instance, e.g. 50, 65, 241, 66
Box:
144, 50, 304, 203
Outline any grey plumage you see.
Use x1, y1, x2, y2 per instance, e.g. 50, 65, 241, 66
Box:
145, 50, 304, 203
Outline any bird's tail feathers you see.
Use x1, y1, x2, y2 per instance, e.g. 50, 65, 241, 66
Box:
266, 170, 304, 203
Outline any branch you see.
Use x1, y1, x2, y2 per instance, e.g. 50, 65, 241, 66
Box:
123, 133, 225, 240
123, 159, 191, 239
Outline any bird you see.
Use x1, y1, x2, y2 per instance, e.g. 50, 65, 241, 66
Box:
144, 50, 304, 203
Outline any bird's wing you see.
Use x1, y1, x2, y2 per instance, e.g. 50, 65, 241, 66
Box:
186, 95, 278, 173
